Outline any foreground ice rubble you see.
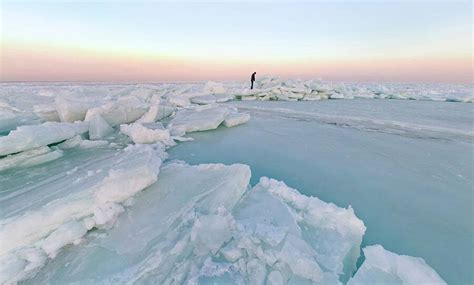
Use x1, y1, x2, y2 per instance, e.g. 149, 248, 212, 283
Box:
0, 145, 163, 284
19, 162, 445, 285
0, 80, 451, 284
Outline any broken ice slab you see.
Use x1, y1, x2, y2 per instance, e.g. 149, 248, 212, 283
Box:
0, 108, 41, 134
120, 122, 174, 146
24, 163, 366, 284
0, 145, 163, 284
88, 114, 114, 140
169, 105, 231, 134
348, 245, 446, 285
223, 112, 251, 127
84, 97, 149, 127
55, 96, 99, 123
0, 146, 63, 172
24, 162, 251, 284
0, 122, 89, 156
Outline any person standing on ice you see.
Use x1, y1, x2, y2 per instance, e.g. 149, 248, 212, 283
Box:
250, 72, 256, 89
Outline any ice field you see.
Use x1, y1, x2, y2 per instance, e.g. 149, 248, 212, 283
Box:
0, 77, 472, 284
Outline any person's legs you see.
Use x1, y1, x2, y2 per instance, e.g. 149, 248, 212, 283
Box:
251, 81, 254, 89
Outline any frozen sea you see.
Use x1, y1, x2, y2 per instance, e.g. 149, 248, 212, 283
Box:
0, 80, 472, 284
169, 99, 473, 284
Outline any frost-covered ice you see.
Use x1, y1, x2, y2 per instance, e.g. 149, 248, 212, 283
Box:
0, 79, 463, 284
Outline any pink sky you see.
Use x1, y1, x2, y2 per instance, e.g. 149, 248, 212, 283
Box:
2, 43, 472, 83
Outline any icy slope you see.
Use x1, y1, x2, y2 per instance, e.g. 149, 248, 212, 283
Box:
0, 145, 163, 283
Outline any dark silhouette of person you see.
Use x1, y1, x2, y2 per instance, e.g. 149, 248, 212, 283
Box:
250, 72, 256, 89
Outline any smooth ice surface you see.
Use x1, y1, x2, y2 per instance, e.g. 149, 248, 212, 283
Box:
348, 245, 446, 285
169, 99, 473, 284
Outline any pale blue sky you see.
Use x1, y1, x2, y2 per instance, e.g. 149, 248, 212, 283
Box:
1, 1, 472, 82
3, 1, 471, 58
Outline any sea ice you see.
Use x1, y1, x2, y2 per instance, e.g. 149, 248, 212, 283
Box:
137, 101, 175, 123
0, 108, 40, 134
88, 114, 114, 140
169, 105, 231, 134
191, 95, 217, 105
0, 146, 63, 172
0, 122, 89, 156
55, 96, 98, 122
348, 245, 447, 285
33, 104, 60, 122
84, 97, 149, 126
0, 145, 163, 284
223, 112, 251, 127
57, 135, 109, 149
120, 122, 173, 145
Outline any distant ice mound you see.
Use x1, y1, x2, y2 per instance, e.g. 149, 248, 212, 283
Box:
232, 75, 473, 103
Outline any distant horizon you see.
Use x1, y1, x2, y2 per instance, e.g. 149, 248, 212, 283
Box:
1, 1, 472, 84
1, 77, 473, 85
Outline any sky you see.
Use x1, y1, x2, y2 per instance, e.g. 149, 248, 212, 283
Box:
1, 1, 472, 83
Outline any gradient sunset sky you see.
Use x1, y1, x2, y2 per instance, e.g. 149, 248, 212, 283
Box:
1, 1, 472, 83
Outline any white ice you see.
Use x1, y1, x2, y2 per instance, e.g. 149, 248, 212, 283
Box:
0, 122, 88, 156
348, 245, 447, 285
169, 105, 231, 134
223, 112, 251, 127
120, 122, 173, 145
0, 145, 162, 284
